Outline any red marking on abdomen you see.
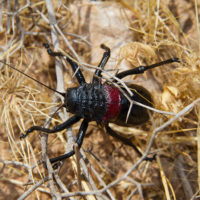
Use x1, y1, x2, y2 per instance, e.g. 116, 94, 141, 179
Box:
102, 83, 121, 122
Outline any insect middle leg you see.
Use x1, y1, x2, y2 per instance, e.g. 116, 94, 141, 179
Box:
50, 119, 88, 163
92, 44, 110, 83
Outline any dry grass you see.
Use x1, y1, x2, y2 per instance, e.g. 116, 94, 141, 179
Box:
0, 0, 199, 199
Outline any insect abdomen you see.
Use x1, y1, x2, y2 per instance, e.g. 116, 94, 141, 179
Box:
101, 83, 122, 122
115, 84, 153, 126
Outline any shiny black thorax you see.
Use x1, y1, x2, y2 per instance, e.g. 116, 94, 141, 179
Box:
65, 83, 107, 121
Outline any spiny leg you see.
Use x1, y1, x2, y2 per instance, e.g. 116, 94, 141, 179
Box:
116, 58, 180, 79
105, 124, 142, 156
105, 124, 155, 161
20, 115, 81, 139
50, 119, 88, 163
92, 44, 110, 83
113, 58, 179, 158
43, 43, 86, 85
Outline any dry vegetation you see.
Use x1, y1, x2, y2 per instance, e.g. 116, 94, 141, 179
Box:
0, 0, 200, 199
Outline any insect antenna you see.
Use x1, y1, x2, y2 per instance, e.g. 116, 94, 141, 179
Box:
0, 60, 65, 97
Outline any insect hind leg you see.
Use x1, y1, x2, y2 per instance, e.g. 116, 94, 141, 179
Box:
116, 58, 180, 79
105, 124, 156, 161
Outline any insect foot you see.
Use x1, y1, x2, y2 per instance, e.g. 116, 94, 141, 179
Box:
20, 133, 26, 139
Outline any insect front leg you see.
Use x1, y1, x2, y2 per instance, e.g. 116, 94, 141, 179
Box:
20, 115, 81, 138
43, 43, 86, 85
50, 119, 88, 163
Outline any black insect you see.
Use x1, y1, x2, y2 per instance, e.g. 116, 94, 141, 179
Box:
1, 44, 179, 164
